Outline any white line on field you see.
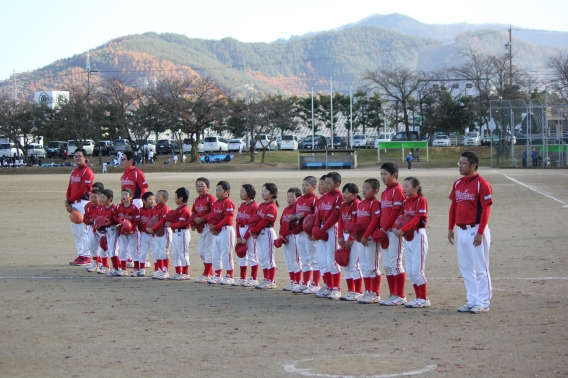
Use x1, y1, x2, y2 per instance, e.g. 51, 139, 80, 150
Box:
493, 171, 568, 208
283, 358, 437, 377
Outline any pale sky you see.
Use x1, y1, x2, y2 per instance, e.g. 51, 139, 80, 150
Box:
1, 0, 567, 80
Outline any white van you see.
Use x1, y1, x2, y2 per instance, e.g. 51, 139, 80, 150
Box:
68, 139, 95, 156
0, 142, 24, 157
374, 132, 394, 148
203, 136, 228, 152
27, 143, 46, 158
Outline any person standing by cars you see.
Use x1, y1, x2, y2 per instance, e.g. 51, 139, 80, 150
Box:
531, 148, 538, 167
522, 150, 527, 168
406, 152, 413, 170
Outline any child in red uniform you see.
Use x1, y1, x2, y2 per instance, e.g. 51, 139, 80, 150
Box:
313, 172, 343, 299
97, 189, 119, 276
192, 177, 217, 283
393, 177, 430, 308
115, 188, 141, 276
167, 188, 191, 280
337, 183, 362, 301
357, 179, 382, 304
137, 192, 155, 277
235, 184, 260, 287
379, 163, 407, 306
245, 183, 279, 289
279, 187, 302, 291
84, 188, 101, 272
148, 190, 171, 280
208, 181, 236, 285
289, 176, 319, 294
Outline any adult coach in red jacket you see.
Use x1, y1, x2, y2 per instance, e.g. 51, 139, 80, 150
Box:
120, 150, 149, 209
448, 151, 493, 314
65, 148, 94, 266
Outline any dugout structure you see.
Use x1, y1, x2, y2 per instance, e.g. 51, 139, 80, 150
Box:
298, 149, 358, 170
377, 141, 429, 162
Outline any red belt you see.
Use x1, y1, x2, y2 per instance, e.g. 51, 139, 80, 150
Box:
457, 223, 477, 230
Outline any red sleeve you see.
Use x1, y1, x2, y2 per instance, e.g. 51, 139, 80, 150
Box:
363, 201, 381, 239
448, 186, 457, 230
113, 205, 121, 224
246, 204, 276, 237
170, 207, 190, 229
477, 203, 491, 234
212, 200, 234, 231
83, 205, 92, 226
400, 215, 421, 232
67, 169, 94, 202
131, 207, 141, 227
137, 169, 148, 190
151, 206, 168, 231
337, 207, 345, 236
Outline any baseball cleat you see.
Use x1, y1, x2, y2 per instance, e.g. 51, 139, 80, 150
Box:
86, 264, 100, 273
85, 261, 97, 271
282, 281, 298, 291
241, 278, 259, 287
457, 304, 475, 312
69, 257, 81, 266
130, 269, 139, 277
381, 296, 407, 306
327, 289, 341, 300
106, 268, 116, 277
138, 269, 146, 277
208, 276, 222, 284
126, 260, 134, 268
179, 274, 189, 280
194, 275, 210, 283
346, 292, 363, 301
469, 305, 489, 314
152, 271, 164, 279
157, 271, 169, 280
302, 285, 320, 294
220, 277, 235, 285
232, 278, 246, 286
378, 295, 395, 305
340, 291, 354, 300
98, 267, 109, 274
292, 284, 308, 293
358, 291, 380, 304
170, 273, 182, 280
406, 298, 431, 308
314, 285, 331, 298
114, 269, 127, 277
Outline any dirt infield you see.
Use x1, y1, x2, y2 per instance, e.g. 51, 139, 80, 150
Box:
1, 167, 567, 377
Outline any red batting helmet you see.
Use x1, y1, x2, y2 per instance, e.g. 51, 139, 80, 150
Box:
94, 216, 111, 233
334, 247, 350, 267
99, 235, 108, 251
311, 226, 328, 241
165, 210, 179, 223
371, 229, 390, 249
69, 208, 83, 224
118, 218, 133, 235
235, 242, 247, 258
302, 214, 316, 235
147, 215, 165, 237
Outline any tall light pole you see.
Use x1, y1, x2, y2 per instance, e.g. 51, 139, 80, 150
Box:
349, 86, 353, 149
330, 77, 333, 149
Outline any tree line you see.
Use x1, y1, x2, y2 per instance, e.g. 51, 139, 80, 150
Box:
1, 50, 567, 163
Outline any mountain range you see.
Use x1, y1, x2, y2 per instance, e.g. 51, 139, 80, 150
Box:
7, 13, 567, 100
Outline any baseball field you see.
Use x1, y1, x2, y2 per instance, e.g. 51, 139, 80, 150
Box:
0, 166, 566, 377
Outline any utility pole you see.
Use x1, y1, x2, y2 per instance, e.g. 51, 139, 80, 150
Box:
86, 51, 98, 98
507, 25, 512, 88
330, 77, 333, 149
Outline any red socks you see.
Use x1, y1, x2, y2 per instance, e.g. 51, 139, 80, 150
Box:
214, 269, 222, 277
294, 271, 302, 284
363, 277, 371, 292
134, 261, 140, 270
101, 257, 109, 268
346, 278, 354, 292
203, 263, 213, 276
386, 275, 396, 296
226, 269, 234, 278
288, 272, 295, 281
182, 265, 189, 275
164, 258, 170, 270
371, 276, 381, 295
312, 270, 321, 286
302, 270, 312, 285
268, 267, 276, 282
331, 272, 341, 290
175, 266, 182, 274
250, 265, 259, 280
110, 256, 118, 270
353, 278, 362, 294
240, 266, 247, 279
397, 273, 406, 298
155, 259, 163, 272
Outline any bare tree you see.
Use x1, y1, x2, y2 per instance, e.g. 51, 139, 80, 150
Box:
547, 51, 568, 103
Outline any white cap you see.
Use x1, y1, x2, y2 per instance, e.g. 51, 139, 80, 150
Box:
409, 152, 412, 154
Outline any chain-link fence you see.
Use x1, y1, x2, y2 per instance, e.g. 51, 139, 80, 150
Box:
489, 100, 568, 168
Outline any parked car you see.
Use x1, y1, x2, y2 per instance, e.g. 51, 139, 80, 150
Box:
26, 143, 46, 158
482, 130, 516, 145
113, 139, 133, 154
94, 140, 114, 156
68, 139, 95, 156
254, 134, 277, 151
367, 136, 376, 149
46, 141, 67, 158
300, 135, 327, 150
228, 138, 247, 152
203, 136, 229, 152
183, 138, 194, 154
393, 131, 420, 141
463, 132, 482, 146
280, 135, 299, 151
197, 141, 204, 153
156, 139, 181, 154
555, 132, 568, 144
0, 142, 24, 158
331, 136, 348, 149
374, 132, 394, 148
433, 135, 451, 147
352, 134, 369, 149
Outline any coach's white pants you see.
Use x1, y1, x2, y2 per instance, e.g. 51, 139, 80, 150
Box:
382, 230, 405, 276
282, 234, 301, 273
404, 229, 428, 286
171, 229, 191, 267
70, 200, 89, 257
152, 228, 172, 261
296, 231, 318, 272
457, 225, 492, 308
119, 230, 140, 262
342, 232, 362, 280
238, 226, 258, 267
256, 228, 276, 269
88, 229, 101, 258
212, 227, 235, 272
198, 225, 214, 264
139, 232, 155, 264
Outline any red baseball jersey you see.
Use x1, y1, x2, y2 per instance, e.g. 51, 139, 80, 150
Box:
83, 201, 99, 227
279, 204, 295, 237
400, 194, 428, 232
380, 182, 405, 230
337, 198, 360, 236
120, 167, 148, 199
99, 204, 119, 226
139, 206, 154, 233
115, 203, 141, 227
191, 193, 216, 233
150, 203, 170, 232
247, 201, 278, 236
449, 173, 493, 231
169, 204, 191, 230
210, 197, 235, 230
356, 198, 381, 239
292, 193, 317, 217
66, 164, 94, 202
315, 190, 343, 230
236, 201, 259, 228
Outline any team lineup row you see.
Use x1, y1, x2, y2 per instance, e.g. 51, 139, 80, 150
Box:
65, 149, 493, 313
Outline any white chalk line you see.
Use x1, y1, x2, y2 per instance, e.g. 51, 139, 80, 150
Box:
493, 170, 568, 208
283, 356, 437, 378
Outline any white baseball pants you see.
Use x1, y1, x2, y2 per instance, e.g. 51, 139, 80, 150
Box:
139, 232, 155, 264
404, 229, 428, 286
152, 228, 172, 261
238, 226, 258, 267
104, 227, 119, 258
256, 228, 276, 269
88, 229, 101, 258
282, 234, 301, 273
296, 231, 318, 272
362, 239, 380, 278
171, 229, 191, 267
382, 230, 405, 276
119, 230, 140, 262
212, 226, 235, 272
343, 232, 362, 280
323, 225, 340, 275
457, 225, 492, 307
198, 225, 214, 264
70, 200, 89, 257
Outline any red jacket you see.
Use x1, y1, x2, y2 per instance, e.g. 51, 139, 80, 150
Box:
245, 201, 278, 237
66, 164, 94, 203
210, 197, 235, 231
169, 204, 191, 230
314, 190, 343, 231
